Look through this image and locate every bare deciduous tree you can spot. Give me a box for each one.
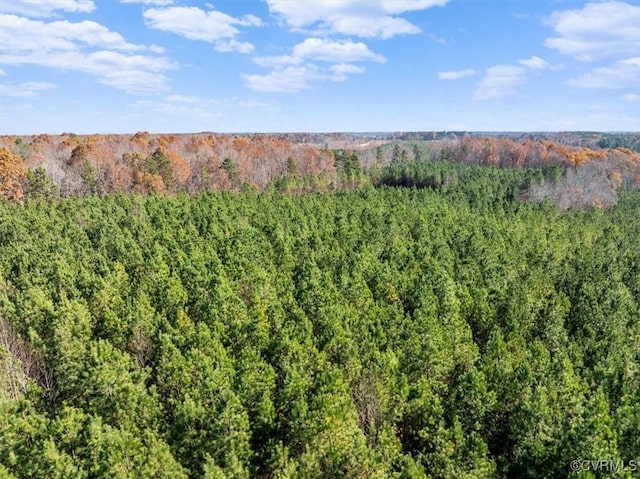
[0,318,53,400]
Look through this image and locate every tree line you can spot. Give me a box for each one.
[1,133,639,208]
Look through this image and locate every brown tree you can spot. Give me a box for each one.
[0,148,27,201]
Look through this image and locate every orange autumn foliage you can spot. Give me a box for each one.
[1,132,638,198]
[0,148,27,201]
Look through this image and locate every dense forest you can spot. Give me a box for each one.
[1,133,639,477]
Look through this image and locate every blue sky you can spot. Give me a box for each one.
[0,0,639,134]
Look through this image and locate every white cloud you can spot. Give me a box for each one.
[87,51,174,92]
[0,14,175,93]
[0,69,6,76]
[250,38,383,90]
[215,40,255,54]
[166,94,202,103]
[248,1,446,93]
[438,68,475,80]
[240,14,263,27]
[330,15,421,39]
[144,7,238,41]
[330,63,366,81]
[472,55,557,100]
[547,2,640,96]
[568,57,640,89]
[378,1,449,14]
[255,38,385,66]
[622,93,640,102]
[266,0,448,39]
[330,63,366,75]
[1,81,57,97]
[253,55,301,68]
[293,38,385,63]
[0,0,95,17]
[545,1,640,61]
[474,65,526,100]
[243,65,326,92]
[1,14,154,53]
[2,50,174,93]
[518,56,554,70]
[244,60,370,92]
[143,6,261,54]
[121,0,173,5]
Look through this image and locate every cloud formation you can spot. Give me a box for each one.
[293,38,385,63]
[474,55,556,100]
[143,6,262,54]
[474,65,526,101]
[0,81,57,97]
[243,65,325,92]
[546,1,640,99]
[330,63,366,81]
[255,38,386,67]
[0,13,174,93]
[1,14,149,52]
[266,0,448,39]
[121,0,173,5]
[248,37,384,91]
[568,57,640,89]
[545,1,640,62]
[247,1,447,93]
[438,69,475,80]
[0,0,95,17]
[518,56,554,71]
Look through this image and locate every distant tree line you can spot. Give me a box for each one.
[1,133,639,210]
